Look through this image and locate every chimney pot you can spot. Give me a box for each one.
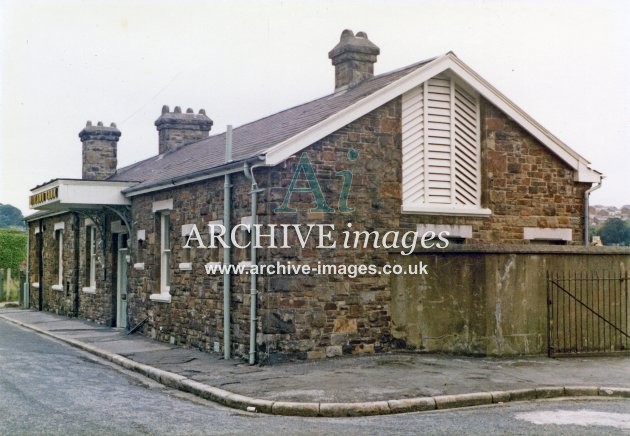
[328,29,380,90]
[174,106,182,113]
[162,105,170,114]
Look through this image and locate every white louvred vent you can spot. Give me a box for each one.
[453,83,480,205]
[401,84,424,205]
[401,73,483,214]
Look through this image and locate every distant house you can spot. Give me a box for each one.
[26,30,605,361]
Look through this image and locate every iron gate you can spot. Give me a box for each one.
[547,271,629,356]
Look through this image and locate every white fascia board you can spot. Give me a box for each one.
[30,179,133,210]
[446,54,593,172]
[263,53,600,181]
[264,55,454,166]
[575,161,603,183]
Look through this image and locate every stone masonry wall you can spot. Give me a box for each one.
[126,175,254,357]
[27,214,78,316]
[255,99,403,361]
[252,96,591,360]
[76,214,118,325]
[391,247,630,355]
[120,94,590,361]
[27,212,119,325]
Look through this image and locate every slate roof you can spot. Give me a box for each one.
[111,58,435,193]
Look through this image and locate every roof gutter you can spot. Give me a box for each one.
[24,209,71,223]
[122,155,266,197]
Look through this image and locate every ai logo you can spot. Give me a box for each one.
[274,149,359,213]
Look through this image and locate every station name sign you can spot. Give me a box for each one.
[29,187,59,207]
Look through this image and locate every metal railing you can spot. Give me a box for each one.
[547,271,629,356]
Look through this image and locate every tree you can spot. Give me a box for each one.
[599,218,630,246]
[0,204,25,229]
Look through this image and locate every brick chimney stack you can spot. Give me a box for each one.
[79,121,121,181]
[328,29,380,91]
[155,105,213,154]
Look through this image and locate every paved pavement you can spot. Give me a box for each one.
[1,308,629,417]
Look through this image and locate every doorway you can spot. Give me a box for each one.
[115,233,128,329]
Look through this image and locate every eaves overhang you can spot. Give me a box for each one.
[121,156,263,197]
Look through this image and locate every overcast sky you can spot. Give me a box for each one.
[1,0,628,216]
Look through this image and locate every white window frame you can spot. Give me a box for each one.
[82,224,96,293]
[150,199,173,303]
[401,73,491,217]
[160,212,171,293]
[52,225,64,291]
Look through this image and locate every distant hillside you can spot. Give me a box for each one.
[0,204,25,230]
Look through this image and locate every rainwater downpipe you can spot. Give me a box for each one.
[25,224,29,308]
[223,126,233,360]
[38,219,43,311]
[243,161,265,365]
[584,179,602,245]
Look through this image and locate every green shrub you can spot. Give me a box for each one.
[0,229,27,271]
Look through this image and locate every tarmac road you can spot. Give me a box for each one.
[1,318,629,435]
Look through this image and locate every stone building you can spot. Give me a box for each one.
[26,30,609,362]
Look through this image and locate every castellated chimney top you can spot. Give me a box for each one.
[328,29,380,90]
[79,121,121,142]
[79,121,121,181]
[155,105,213,154]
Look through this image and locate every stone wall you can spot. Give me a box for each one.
[27,91,597,361]
[254,98,402,361]
[120,94,596,362]
[390,245,630,355]
[478,98,589,243]
[250,95,592,360]
[126,175,255,357]
[27,212,119,325]
[27,213,78,316]
[77,214,118,325]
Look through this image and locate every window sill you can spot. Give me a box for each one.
[150,293,172,303]
[402,204,492,217]
[238,261,254,272]
[31,282,40,289]
[51,284,63,291]
[82,286,96,294]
